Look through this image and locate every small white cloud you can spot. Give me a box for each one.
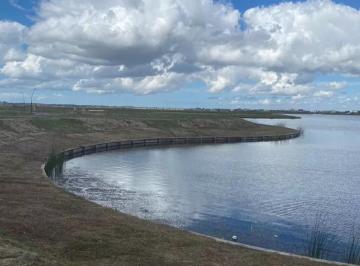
[292,94,305,100]
[328,81,347,90]
[314,90,334,97]
[259,98,271,105]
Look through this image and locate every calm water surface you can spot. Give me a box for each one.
[59,115,360,259]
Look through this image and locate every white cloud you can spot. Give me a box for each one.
[0,0,360,103]
[314,90,334,97]
[29,0,240,67]
[259,98,271,105]
[327,81,347,90]
[73,72,185,94]
[0,21,27,64]
[242,0,360,74]
[292,94,306,100]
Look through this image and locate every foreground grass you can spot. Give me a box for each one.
[0,105,336,266]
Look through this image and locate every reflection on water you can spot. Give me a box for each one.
[59,114,360,261]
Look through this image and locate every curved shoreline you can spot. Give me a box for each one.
[56,130,302,162]
[42,128,356,265]
[2,107,342,266]
[42,129,356,266]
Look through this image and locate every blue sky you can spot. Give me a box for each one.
[0,0,37,25]
[0,0,360,110]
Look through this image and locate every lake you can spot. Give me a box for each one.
[57,114,360,261]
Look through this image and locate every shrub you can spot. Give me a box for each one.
[44,149,64,177]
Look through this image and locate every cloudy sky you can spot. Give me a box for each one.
[0,0,360,110]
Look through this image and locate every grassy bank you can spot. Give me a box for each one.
[0,105,335,266]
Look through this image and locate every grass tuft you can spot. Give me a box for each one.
[345,227,360,265]
[44,150,64,177]
[306,213,333,259]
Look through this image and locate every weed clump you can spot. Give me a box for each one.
[345,228,360,265]
[44,150,64,177]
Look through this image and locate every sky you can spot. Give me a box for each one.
[0,0,360,110]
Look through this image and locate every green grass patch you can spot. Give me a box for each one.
[105,108,298,120]
[31,118,88,133]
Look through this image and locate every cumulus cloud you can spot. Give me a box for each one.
[28,0,240,67]
[0,0,360,102]
[0,21,27,64]
[73,72,185,94]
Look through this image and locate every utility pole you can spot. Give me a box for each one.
[30,88,37,114]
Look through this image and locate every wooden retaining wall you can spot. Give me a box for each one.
[60,130,302,161]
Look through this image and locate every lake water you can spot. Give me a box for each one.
[58,114,360,261]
